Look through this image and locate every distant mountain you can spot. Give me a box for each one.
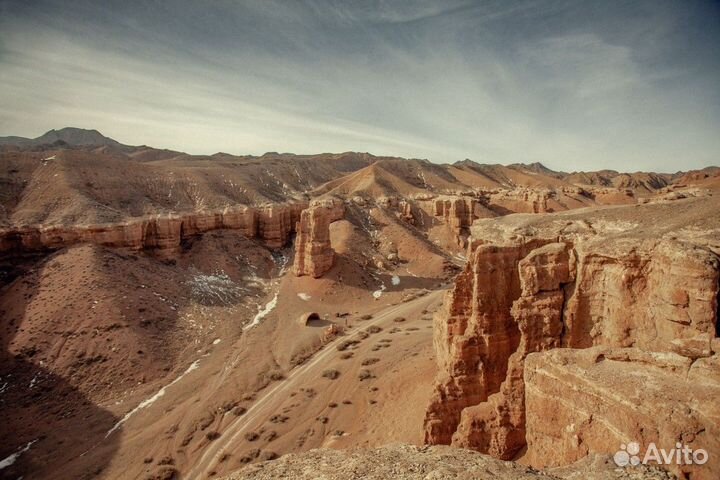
[0,127,126,148]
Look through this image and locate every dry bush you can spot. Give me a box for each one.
[337,339,360,351]
[322,369,341,380]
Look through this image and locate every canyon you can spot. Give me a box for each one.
[424,198,720,480]
[0,133,718,480]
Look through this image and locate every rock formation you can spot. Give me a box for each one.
[524,346,720,477]
[433,196,491,247]
[0,202,308,256]
[292,198,344,278]
[425,208,720,480]
[223,444,675,480]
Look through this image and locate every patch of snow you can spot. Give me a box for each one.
[212,339,221,345]
[29,373,40,389]
[297,293,311,301]
[373,283,387,299]
[391,275,401,286]
[187,270,243,305]
[244,293,279,330]
[0,439,37,470]
[106,360,201,437]
[43,155,56,161]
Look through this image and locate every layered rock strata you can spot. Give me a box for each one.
[293,198,345,278]
[0,202,308,256]
[425,209,720,480]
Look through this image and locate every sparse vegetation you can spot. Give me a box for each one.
[337,339,360,351]
[360,314,373,320]
[358,369,373,381]
[393,316,406,323]
[362,357,380,366]
[244,432,259,441]
[366,325,382,334]
[339,352,354,359]
[322,369,341,380]
[269,414,289,423]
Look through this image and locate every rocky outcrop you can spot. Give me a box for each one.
[256,203,306,249]
[292,198,344,278]
[223,444,676,480]
[524,346,720,480]
[432,197,492,247]
[0,202,308,256]
[425,213,720,480]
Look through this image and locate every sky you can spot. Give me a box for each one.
[0,0,719,172]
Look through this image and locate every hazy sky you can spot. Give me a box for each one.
[1,0,719,171]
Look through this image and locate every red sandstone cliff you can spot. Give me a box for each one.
[292,198,344,278]
[425,201,720,480]
[0,202,308,256]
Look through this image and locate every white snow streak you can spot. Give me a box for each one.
[106,360,201,437]
[0,440,37,470]
[244,293,279,330]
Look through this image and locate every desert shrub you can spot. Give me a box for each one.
[322,369,341,380]
[366,325,382,334]
[358,369,373,381]
[393,316,406,323]
[361,358,380,366]
[337,339,360,351]
[244,432,259,441]
[269,414,289,423]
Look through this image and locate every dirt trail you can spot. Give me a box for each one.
[189,289,444,479]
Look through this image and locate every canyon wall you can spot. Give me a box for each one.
[432,197,494,247]
[0,202,308,256]
[293,198,345,278]
[425,220,720,480]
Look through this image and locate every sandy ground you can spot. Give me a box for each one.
[188,289,444,478]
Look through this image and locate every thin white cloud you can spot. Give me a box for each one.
[0,0,718,171]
